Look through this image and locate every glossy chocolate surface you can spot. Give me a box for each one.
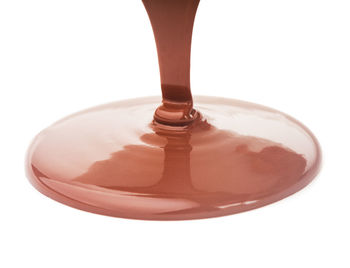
[27,97,321,220]
[26,0,321,220]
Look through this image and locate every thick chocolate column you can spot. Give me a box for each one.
[143,0,200,125]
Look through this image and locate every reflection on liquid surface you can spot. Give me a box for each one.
[27,97,321,220]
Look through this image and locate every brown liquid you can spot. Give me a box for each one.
[143,0,199,125]
[26,0,321,220]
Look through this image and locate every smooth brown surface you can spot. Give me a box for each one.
[26,0,321,220]
[143,0,200,125]
[26,97,321,220]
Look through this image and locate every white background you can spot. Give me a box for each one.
[0,0,349,267]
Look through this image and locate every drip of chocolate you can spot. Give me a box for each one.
[143,0,200,126]
[25,0,321,220]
